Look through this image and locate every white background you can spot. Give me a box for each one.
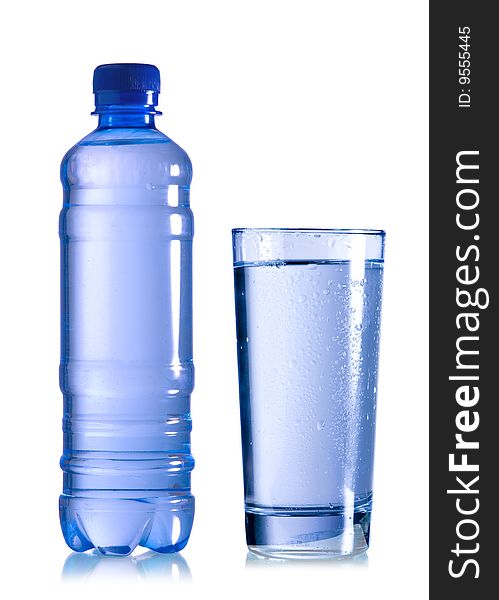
[0,1,428,598]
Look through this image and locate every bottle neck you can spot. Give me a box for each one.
[93,92,160,129]
[97,111,157,129]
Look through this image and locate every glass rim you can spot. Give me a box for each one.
[232,227,385,236]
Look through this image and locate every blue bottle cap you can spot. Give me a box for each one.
[93,63,160,93]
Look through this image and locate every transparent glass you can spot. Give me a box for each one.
[232,228,385,558]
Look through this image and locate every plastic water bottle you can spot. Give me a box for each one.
[59,64,194,556]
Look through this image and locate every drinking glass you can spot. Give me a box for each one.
[232,228,385,558]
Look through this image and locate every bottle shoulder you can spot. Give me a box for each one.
[61,127,192,189]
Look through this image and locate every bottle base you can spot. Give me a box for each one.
[60,494,194,556]
[245,504,371,559]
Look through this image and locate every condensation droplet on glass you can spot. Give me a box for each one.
[317,420,326,431]
[355,324,363,331]
[298,294,307,304]
[307,263,318,270]
[323,288,330,295]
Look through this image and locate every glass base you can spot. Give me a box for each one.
[245,505,371,559]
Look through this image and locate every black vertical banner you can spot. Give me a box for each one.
[430,2,497,597]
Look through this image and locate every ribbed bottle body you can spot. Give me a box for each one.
[59,129,194,555]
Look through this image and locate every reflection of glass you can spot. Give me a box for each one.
[246,549,369,569]
[61,550,191,582]
[233,229,385,559]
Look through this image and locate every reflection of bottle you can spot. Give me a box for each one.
[59,64,194,556]
[62,550,192,582]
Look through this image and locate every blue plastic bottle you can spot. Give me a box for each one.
[59,64,194,556]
